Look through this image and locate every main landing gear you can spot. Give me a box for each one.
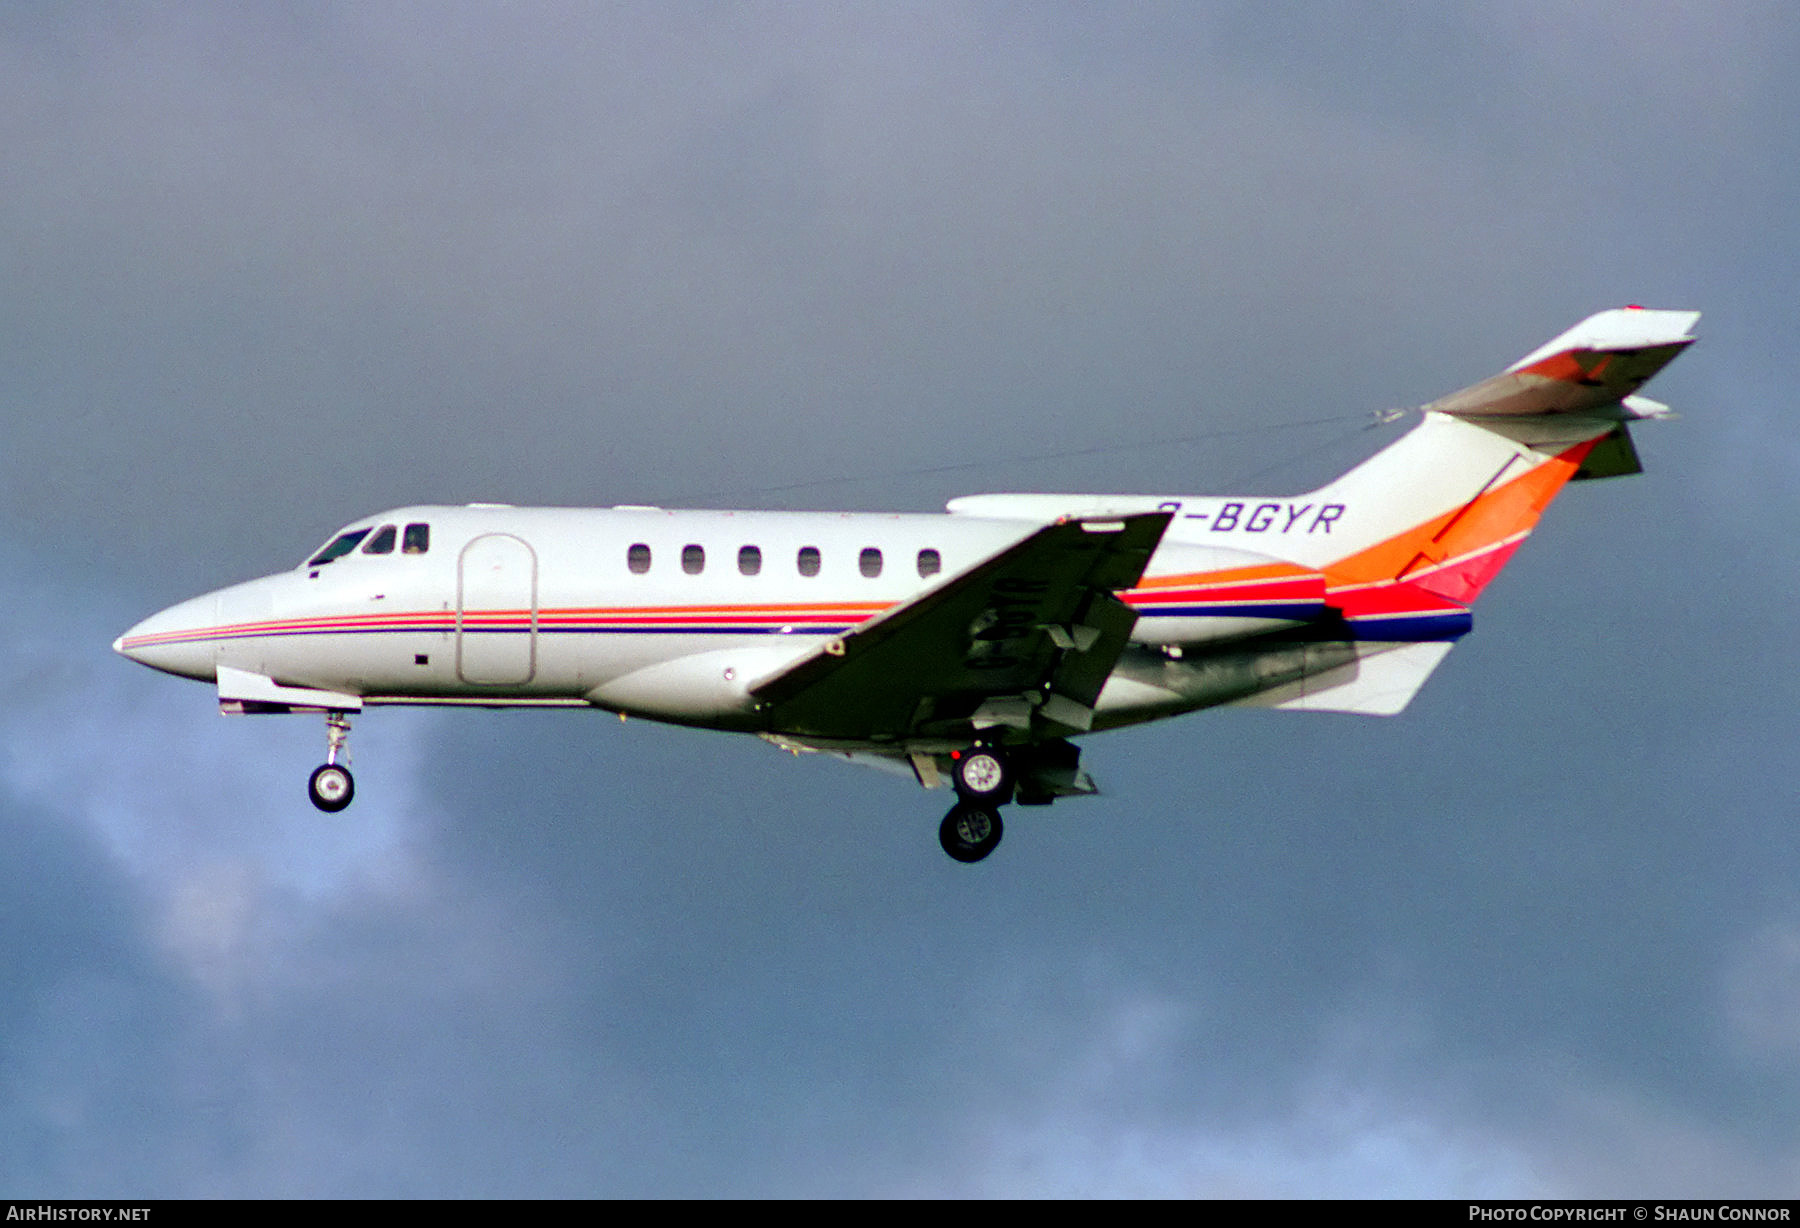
[939,802,1003,863]
[939,744,1015,863]
[307,711,355,813]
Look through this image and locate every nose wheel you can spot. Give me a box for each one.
[308,763,354,812]
[308,711,356,812]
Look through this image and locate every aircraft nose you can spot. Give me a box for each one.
[113,592,221,682]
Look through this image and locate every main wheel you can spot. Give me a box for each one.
[308,763,355,812]
[939,803,1004,863]
[953,747,1012,804]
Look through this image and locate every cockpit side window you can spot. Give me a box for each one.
[403,523,431,554]
[307,528,372,567]
[362,525,397,555]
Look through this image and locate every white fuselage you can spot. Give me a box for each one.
[115,501,1330,735]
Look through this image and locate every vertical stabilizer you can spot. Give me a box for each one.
[1302,307,1696,603]
[1230,307,1696,714]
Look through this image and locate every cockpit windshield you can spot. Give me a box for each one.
[306,528,372,567]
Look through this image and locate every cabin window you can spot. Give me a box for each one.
[859,547,883,578]
[403,523,431,554]
[361,525,397,555]
[682,544,705,575]
[917,548,942,578]
[627,543,652,574]
[797,546,821,577]
[307,529,371,567]
[738,545,762,575]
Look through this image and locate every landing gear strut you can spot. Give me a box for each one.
[307,711,355,812]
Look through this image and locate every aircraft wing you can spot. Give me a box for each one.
[750,512,1173,742]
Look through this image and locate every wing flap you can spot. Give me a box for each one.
[750,512,1172,741]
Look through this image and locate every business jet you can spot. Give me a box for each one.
[115,307,1696,862]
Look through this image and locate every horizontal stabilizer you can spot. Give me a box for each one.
[1426,307,1697,420]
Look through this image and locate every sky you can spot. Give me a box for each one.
[2,0,1798,1197]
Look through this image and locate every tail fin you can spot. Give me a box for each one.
[1234,307,1697,714]
[1303,307,1696,600]
[948,308,1698,714]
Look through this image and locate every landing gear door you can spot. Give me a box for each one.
[457,533,538,685]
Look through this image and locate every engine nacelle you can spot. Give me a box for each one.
[1123,540,1327,646]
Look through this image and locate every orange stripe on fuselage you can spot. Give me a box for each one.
[1322,437,1599,598]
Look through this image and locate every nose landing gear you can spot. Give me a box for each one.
[307,711,355,812]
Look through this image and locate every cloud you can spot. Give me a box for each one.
[10,540,1800,1194]
[6,0,1800,1197]
[1723,920,1800,1070]
[4,1,1763,583]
